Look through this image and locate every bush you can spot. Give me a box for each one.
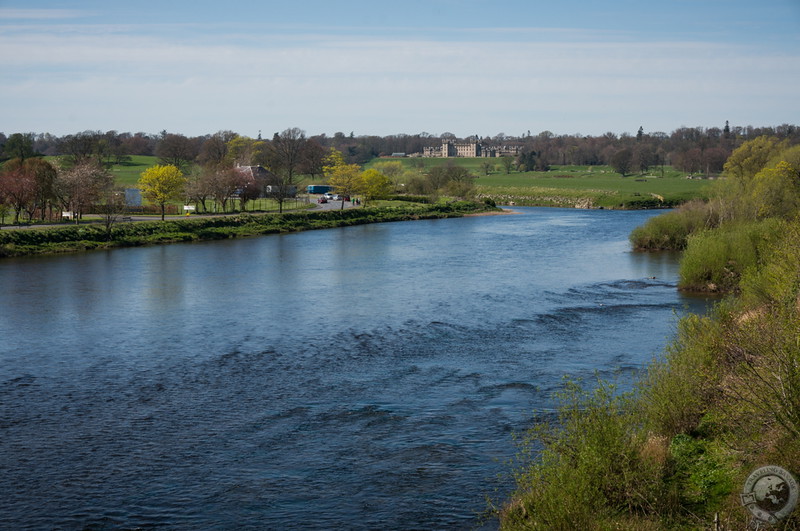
[503,380,672,529]
[638,311,724,437]
[629,199,718,251]
[678,218,784,292]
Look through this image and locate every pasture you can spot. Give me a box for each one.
[370,157,713,208]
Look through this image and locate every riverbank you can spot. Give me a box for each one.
[501,218,800,529]
[0,201,499,258]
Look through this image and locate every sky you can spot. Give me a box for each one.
[1,0,799,139]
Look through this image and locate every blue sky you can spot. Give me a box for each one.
[2,0,799,138]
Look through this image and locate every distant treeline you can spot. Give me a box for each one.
[2,123,799,174]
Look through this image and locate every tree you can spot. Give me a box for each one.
[268,127,310,213]
[55,161,114,222]
[360,169,392,204]
[206,167,241,213]
[327,163,362,210]
[156,133,198,172]
[198,130,237,167]
[26,157,58,220]
[96,185,128,239]
[500,156,514,174]
[750,160,800,219]
[234,166,269,212]
[610,148,633,176]
[59,131,103,167]
[226,136,268,167]
[723,136,786,182]
[3,133,36,160]
[185,169,214,213]
[425,162,475,198]
[299,139,328,179]
[138,164,187,220]
[0,161,35,223]
[322,147,347,175]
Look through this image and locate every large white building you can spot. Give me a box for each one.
[422,140,519,158]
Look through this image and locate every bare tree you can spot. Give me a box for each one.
[185,169,214,213]
[0,161,36,223]
[267,127,308,213]
[55,161,113,222]
[156,133,198,172]
[96,186,128,239]
[206,167,240,213]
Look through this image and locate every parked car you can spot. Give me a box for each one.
[317,197,328,203]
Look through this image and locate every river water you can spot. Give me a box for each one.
[0,207,706,529]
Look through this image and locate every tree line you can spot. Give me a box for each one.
[0,127,405,225]
[3,122,799,174]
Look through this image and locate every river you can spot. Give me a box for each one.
[0,207,706,529]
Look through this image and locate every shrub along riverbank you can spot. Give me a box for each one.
[500,137,800,529]
[0,201,498,258]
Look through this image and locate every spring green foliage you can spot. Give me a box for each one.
[678,218,785,292]
[504,380,673,530]
[503,222,800,528]
[359,169,392,203]
[630,136,800,254]
[629,199,720,251]
[138,164,187,220]
[503,139,800,529]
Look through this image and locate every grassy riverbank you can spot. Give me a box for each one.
[0,201,497,258]
[500,138,800,529]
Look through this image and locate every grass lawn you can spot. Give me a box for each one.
[110,155,160,187]
[369,158,712,208]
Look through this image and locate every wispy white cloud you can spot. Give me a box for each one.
[0,8,89,20]
[1,22,798,136]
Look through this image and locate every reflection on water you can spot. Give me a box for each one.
[0,207,706,529]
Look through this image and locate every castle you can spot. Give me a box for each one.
[422,139,519,158]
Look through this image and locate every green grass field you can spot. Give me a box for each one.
[368,157,712,208]
[110,155,159,187]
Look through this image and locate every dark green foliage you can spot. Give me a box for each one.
[385,194,430,203]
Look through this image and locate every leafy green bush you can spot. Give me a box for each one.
[667,435,735,512]
[629,199,718,251]
[638,311,724,437]
[503,380,672,529]
[678,218,784,292]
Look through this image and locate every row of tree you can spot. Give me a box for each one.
[0,157,120,226]
[1,126,483,225]
[3,123,799,175]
